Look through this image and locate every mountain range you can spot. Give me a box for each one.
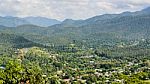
[0,7,150,47]
[0,16,61,27]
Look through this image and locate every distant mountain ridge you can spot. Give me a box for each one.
[23,17,61,27]
[0,16,29,27]
[60,6,150,27]
[0,16,61,27]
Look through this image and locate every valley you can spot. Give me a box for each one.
[0,7,150,84]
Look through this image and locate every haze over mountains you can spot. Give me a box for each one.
[0,7,150,46]
[0,16,61,27]
[0,7,150,27]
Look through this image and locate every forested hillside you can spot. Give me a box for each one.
[0,33,40,48]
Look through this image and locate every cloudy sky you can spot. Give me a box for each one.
[0,0,149,20]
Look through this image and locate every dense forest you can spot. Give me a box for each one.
[0,7,150,84]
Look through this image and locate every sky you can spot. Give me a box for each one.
[0,0,149,20]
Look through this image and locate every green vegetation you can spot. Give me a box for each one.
[0,41,150,84]
[0,7,150,84]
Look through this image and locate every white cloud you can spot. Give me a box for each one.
[0,0,149,20]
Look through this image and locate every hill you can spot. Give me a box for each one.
[0,33,38,48]
[45,7,150,43]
